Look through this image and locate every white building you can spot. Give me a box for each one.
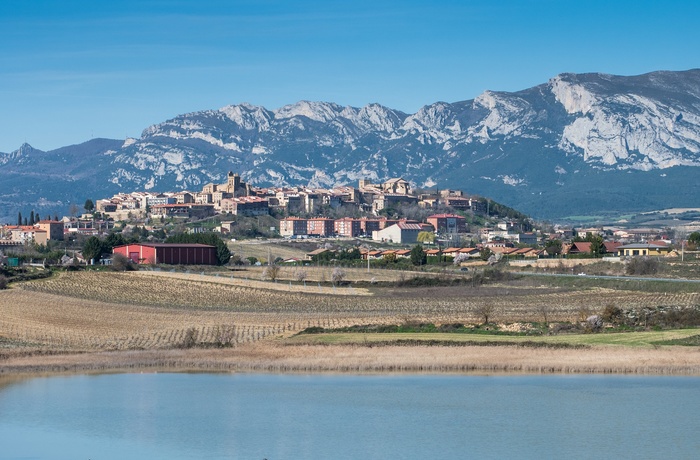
[372,222,422,244]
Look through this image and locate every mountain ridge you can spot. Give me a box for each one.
[2,69,700,222]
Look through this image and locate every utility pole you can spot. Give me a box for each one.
[362,244,370,273]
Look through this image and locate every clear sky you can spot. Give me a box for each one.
[1,0,698,153]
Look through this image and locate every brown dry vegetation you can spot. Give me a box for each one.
[3,343,700,376]
[1,270,700,376]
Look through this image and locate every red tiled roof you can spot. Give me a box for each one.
[112,243,215,249]
[568,242,592,253]
[603,242,622,252]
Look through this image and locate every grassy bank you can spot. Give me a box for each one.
[287,328,700,348]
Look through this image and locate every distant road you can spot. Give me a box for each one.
[515,272,700,284]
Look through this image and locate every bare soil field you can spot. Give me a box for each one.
[232,240,313,262]
[228,264,422,283]
[1,270,699,376]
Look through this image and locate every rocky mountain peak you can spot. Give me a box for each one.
[549,75,597,115]
[273,100,344,122]
[3,69,700,221]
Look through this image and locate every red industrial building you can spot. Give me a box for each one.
[113,243,217,265]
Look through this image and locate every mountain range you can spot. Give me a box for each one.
[2,69,700,223]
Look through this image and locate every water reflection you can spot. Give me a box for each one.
[0,373,698,459]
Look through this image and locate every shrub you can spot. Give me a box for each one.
[410,244,426,266]
[482,267,510,282]
[298,326,325,334]
[331,267,346,286]
[586,315,603,332]
[111,253,134,272]
[180,327,198,349]
[438,323,466,332]
[625,256,661,275]
[602,304,624,324]
[214,325,235,347]
[0,275,7,290]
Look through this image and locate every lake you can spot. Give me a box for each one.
[0,373,698,459]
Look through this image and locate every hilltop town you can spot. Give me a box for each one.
[3,175,700,383]
[1,171,699,268]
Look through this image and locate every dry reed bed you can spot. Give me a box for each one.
[2,343,700,376]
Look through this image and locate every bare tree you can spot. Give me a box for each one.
[214,325,236,347]
[474,304,495,325]
[331,267,346,286]
[262,264,282,281]
[453,252,470,266]
[538,304,550,326]
[294,269,308,282]
[180,327,198,349]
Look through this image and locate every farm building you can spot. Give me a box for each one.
[113,243,218,265]
[372,222,422,244]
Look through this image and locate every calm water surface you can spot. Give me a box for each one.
[0,373,698,459]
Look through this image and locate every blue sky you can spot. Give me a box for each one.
[1,0,698,152]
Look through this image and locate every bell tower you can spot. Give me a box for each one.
[227,171,241,193]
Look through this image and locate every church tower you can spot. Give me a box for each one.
[227,171,241,193]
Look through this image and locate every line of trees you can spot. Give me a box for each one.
[16,211,57,226]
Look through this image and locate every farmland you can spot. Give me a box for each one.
[1,269,700,375]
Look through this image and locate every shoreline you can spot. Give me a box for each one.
[2,342,700,379]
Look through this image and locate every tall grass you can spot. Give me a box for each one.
[2,343,699,376]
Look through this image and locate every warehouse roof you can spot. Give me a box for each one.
[112,243,215,249]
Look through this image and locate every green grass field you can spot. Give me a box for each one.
[286,328,700,348]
